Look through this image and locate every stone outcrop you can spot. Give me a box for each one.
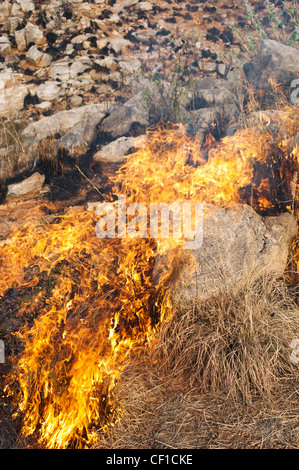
[154,204,298,303]
[244,39,299,91]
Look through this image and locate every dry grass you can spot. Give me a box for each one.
[155,275,299,403]
[96,274,299,449]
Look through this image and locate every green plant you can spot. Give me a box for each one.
[229,0,299,57]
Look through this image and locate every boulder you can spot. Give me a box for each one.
[93,135,144,163]
[49,61,71,81]
[21,103,111,159]
[189,78,236,109]
[36,81,60,101]
[244,39,299,92]
[15,23,43,51]
[24,22,43,45]
[6,172,45,200]
[154,204,297,303]
[99,91,148,140]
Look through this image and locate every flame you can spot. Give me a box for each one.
[1,110,298,448]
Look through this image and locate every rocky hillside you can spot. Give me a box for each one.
[0,0,298,204]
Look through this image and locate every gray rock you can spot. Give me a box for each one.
[139,2,153,11]
[217,63,226,77]
[69,61,91,79]
[191,78,237,108]
[21,103,111,159]
[93,135,144,163]
[39,53,53,68]
[99,91,148,140]
[201,62,217,73]
[59,132,88,157]
[112,0,139,11]
[26,46,44,67]
[49,62,70,81]
[24,22,43,45]
[18,0,35,13]
[0,72,29,118]
[109,37,131,54]
[0,36,11,55]
[0,2,11,22]
[15,23,43,51]
[244,39,299,92]
[6,172,45,200]
[6,17,22,34]
[154,204,297,303]
[36,81,60,101]
[15,29,27,52]
[69,95,83,107]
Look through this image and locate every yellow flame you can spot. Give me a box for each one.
[0,112,298,448]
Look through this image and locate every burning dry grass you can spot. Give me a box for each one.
[0,107,299,449]
[96,275,299,449]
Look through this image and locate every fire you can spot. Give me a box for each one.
[1,109,298,448]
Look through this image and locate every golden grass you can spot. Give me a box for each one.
[96,274,299,449]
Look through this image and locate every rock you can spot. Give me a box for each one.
[112,0,139,11]
[39,53,53,68]
[6,17,22,34]
[0,2,11,22]
[154,204,297,303]
[35,101,52,111]
[18,0,35,13]
[244,39,299,92]
[118,59,141,75]
[69,95,83,107]
[0,73,29,118]
[190,78,236,109]
[24,22,44,45]
[69,61,91,79]
[99,91,148,140]
[108,14,120,23]
[49,61,70,81]
[0,36,11,55]
[15,29,27,52]
[217,63,226,76]
[36,81,60,101]
[201,62,217,73]
[109,37,131,54]
[59,132,87,156]
[93,135,144,163]
[6,172,45,200]
[94,56,116,70]
[26,46,52,67]
[26,46,44,66]
[21,103,111,160]
[139,2,153,11]
[11,2,22,17]
[15,23,43,51]
[226,109,297,138]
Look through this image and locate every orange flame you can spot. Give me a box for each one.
[1,112,298,448]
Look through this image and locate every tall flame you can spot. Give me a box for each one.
[1,113,298,448]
